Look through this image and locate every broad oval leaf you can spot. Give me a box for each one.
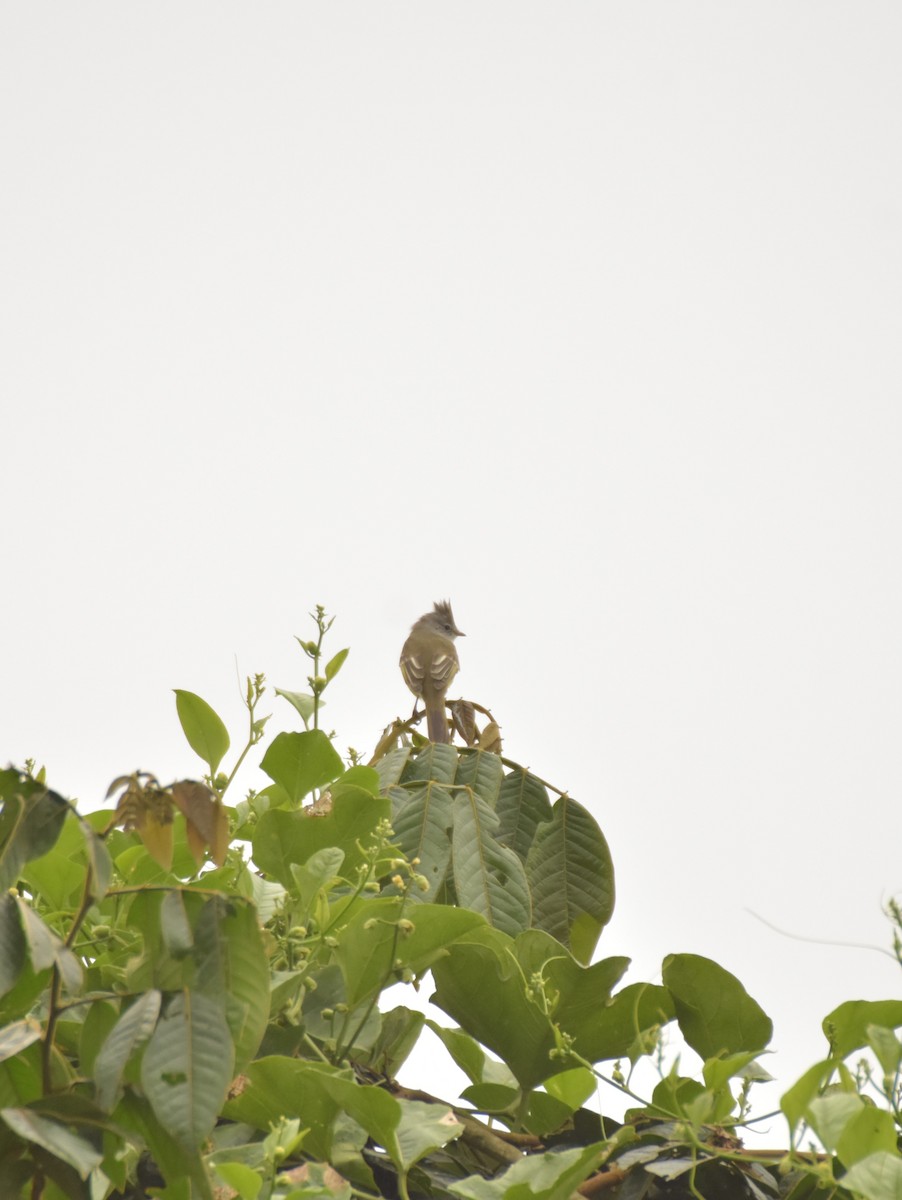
[260,730,344,804]
[662,952,772,1059]
[174,690,230,775]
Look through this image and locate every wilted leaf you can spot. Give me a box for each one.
[171,780,230,866]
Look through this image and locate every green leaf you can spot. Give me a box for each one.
[780,1058,838,1130]
[80,818,112,901]
[78,1001,118,1077]
[193,897,269,1073]
[0,1019,42,1063]
[526,796,614,964]
[0,1105,103,1178]
[450,1141,609,1200]
[140,989,235,1150]
[214,1161,263,1200]
[325,647,350,682]
[275,688,317,723]
[0,892,26,998]
[395,1098,464,1171]
[495,766,553,863]
[543,1067,596,1112]
[331,765,381,796]
[391,783,454,901]
[94,990,162,1110]
[837,1104,898,1167]
[160,890,194,957]
[174,689,230,775]
[252,788,390,888]
[290,847,346,912]
[452,791,532,936]
[838,1151,902,1200]
[335,898,485,1008]
[373,747,412,789]
[115,1091,215,1199]
[15,899,83,993]
[824,1000,902,1059]
[806,1093,865,1153]
[224,1058,351,1161]
[0,772,69,891]
[364,1006,426,1077]
[455,750,504,809]
[868,1025,902,1079]
[662,953,772,1058]
[260,730,344,803]
[431,926,560,1089]
[402,743,459,787]
[425,1021,488,1085]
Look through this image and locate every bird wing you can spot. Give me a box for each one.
[399,652,426,696]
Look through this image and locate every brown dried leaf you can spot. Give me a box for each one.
[172,781,230,867]
[138,813,174,870]
[477,721,503,754]
[451,700,478,746]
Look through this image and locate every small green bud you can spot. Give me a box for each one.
[397,919,415,936]
[324,935,339,948]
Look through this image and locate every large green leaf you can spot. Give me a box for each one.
[193,897,269,1072]
[0,771,69,891]
[174,689,230,775]
[315,1076,462,1173]
[0,893,26,998]
[823,999,902,1059]
[252,788,390,888]
[391,783,454,901]
[0,1106,103,1179]
[837,1151,902,1200]
[495,767,553,864]
[94,989,162,1110]
[334,898,485,1008]
[662,953,772,1058]
[223,1058,353,1161]
[260,730,344,804]
[452,792,531,936]
[454,750,504,809]
[140,989,235,1150]
[526,796,614,964]
[431,926,560,1089]
[401,743,459,786]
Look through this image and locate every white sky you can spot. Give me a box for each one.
[3,3,901,1142]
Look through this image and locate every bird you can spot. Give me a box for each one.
[399,600,465,743]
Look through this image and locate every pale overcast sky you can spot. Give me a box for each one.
[3,3,901,1137]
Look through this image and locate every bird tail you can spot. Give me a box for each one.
[426,700,450,743]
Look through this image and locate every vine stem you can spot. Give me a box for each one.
[42,866,95,1095]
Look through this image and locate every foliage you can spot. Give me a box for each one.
[2,605,902,1199]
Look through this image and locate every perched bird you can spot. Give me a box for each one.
[399,601,465,743]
